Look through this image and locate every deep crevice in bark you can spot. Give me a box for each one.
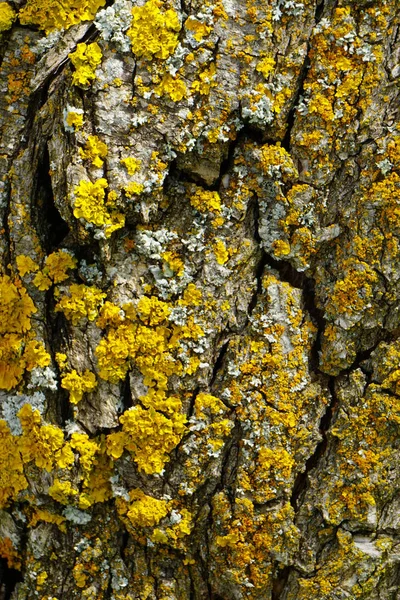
[122,371,133,411]
[45,294,71,426]
[210,340,230,387]
[271,565,291,600]
[33,144,70,252]
[290,375,338,513]
[0,560,22,600]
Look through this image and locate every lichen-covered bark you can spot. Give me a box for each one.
[0,0,399,598]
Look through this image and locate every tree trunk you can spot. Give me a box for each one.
[0,0,399,598]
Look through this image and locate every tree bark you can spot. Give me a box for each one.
[0,0,400,598]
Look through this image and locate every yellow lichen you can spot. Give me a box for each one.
[185,16,211,41]
[69,43,103,87]
[119,405,187,474]
[16,255,39,277]
[0,276,36,334]
[33,250,77,291]
[0,421,28,508]
[79,135,108,168]
[0,3,15,33]
[65,110,84,131]
[120,157,141,175]
[256,56,276,78]
[48,479,78,504]
[121,489,169,528]
[18,405,74,472]
[137,295,171,325]
[73,178,125,236]
[123,181,144,197]
[61,370,97,404]
[127,0,180,60]
[19,0,106,33]
[190,188,222,213]
[55,284,106,325]
[155,74,187,102]
[213,239,229,265]
[191,63,217,95]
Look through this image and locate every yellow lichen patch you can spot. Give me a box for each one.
[55,284,106,325]
[120,157,141,175]
[16,255,39,277]
[79,440,113,506]
[95,300,178,385]
[0,276,51,390]
[73,178,125,236]
[18,0,106,33]
[0,538,21,573]
[61,370,97,404]
[96,301,125,329]
[161,251,185,276]
[119,405,187,474]
[65,110,84,131]
[211,494,299,594]
[48,479,78,504]
[184,16,211,41]
[69,42,102,87]
[256,56,275,78]
[119,489,169,529]
[155,74,187,102]
[0,276,36,334]
[28,508,66,532]
[127,0,181,60]
[123,181,144,197]
[0,421,28,508]
[151,505,193,550]
[33,250,77,291]
[0,335,25,391]
[190,187,222,214]
[137,295,171,325]
[259,143,298,181]
[252,447,295,501]
[213,239,229,265]
[272,239,291,257]
[325,259,378,322]
[0,337,49,390]
[73,178,108,226]
[194,393,227,418]
[180,283,202,306]
[79,135,108,168]
[18,405,75,472]
[191,63,217,95]
[0,2,15,32]
[70,433,99,475]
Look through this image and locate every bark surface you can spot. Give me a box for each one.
[0,0,400,598]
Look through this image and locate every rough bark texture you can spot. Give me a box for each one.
[0,0,399,598]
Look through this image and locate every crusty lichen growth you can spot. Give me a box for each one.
[69,43,103,88]
[1,0,400,597]
[0,2,15,32]
[127,0,181,60]
[18,0,106,33]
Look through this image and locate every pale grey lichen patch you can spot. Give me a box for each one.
[63,506,92,525]
[1,391,46,435]
[95,0,133,53]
